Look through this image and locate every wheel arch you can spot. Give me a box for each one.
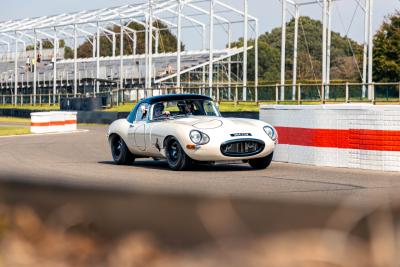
[108,133,130,151]
[163,135,176,149]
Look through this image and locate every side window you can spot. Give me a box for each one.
[135,103,149,122]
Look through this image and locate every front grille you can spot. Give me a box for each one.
[220,139,265,157]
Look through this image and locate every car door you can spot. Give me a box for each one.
[128,103,149,152]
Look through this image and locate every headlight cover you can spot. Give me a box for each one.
[263,126,277,141]
[190,130,210,145]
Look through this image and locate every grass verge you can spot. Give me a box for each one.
[0,104,60,110]
[0,117,30,124]
[0,126,30,136]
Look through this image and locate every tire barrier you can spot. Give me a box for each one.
[31,111,77,134]
[260,104,400,172]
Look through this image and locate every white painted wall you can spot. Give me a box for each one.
[260,104,400,172]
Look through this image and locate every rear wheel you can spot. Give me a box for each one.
[249,153,273,170]
[111,135,135,165]
[165,137,192,171]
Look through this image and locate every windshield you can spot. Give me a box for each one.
[151,99,221,121]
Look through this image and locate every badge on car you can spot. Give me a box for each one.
[230,133,252,137]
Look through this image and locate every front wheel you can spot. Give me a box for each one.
[111,135,135,165]
[249,153,273,170]
[165,137,192,171]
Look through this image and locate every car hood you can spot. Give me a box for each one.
[169,116,262,130]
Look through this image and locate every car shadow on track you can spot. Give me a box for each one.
[98,160,255,172]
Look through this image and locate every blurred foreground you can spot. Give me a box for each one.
[0,178,399,267]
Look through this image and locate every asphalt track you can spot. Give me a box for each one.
[1,125,399,207]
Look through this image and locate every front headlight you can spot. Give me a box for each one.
[190,130,210,145]
[263,126,277,141]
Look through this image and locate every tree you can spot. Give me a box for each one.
[373,10,400,82]
[77,20,183,58]
[230,38,280,82]
[230,16,363,83]
[26,39,66,51]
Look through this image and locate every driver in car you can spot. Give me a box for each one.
[153,102,165,119]
[153,103,170,119]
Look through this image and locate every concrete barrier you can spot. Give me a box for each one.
[260,104,400,172]
[31,111,77,134]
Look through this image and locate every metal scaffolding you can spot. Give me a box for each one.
[279,0,375,101]
[0,0,258,105]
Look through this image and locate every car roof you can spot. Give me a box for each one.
[141,94,213,105]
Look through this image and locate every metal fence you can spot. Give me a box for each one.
[0,82,399,107]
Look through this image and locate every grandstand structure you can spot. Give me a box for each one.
[0,0,258,105]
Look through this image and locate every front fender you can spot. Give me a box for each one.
[107,119,130,145]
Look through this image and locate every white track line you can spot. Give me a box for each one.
[0,129,89,139]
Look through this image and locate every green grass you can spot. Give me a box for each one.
[218,102,272,112]
[0,117,30,124]
[104,104,136,112]
[0,127,30,136]
[0,104,60,110]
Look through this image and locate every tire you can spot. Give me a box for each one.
[110,135,135,165]
[249,153,273,170]
[165,137,192,171]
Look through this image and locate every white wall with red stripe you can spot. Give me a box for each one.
[31,112,77,134]
[260,105,400,172]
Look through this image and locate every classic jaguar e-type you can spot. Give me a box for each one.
[107,94,277,170]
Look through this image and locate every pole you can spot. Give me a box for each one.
[202,25,206,95]
[243,0,248,101]
[120,20,124,92]
[255,19,259,103]
[322,0,327,102]
[209,0,215,97]
[14,33,18,106]
[148,0,153,96]
[155,30,159,54]
[362,0,369,98]
[177,0,182,88]
[326,0,332,99]
[145,14,149,93]
[92,38,96,58]
[112,33,116,57]
[133,32,137,55]
[96,22,100,94]
[53,31,58,104]
[228,23,232,100]
[74,24,78,97]
[280,0,287,101]
[33,30,37,105]
[292,5,299,101]
[367,0,374,99]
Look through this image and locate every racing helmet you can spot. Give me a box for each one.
[153,102,165,117]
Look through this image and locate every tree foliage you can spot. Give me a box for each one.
[26,39,65,51]
[373,10,400,82]
[76,20,182,58]
[232,16,363,83]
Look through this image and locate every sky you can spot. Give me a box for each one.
[0,0,399,49]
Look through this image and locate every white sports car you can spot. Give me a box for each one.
[107,94,277,170]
